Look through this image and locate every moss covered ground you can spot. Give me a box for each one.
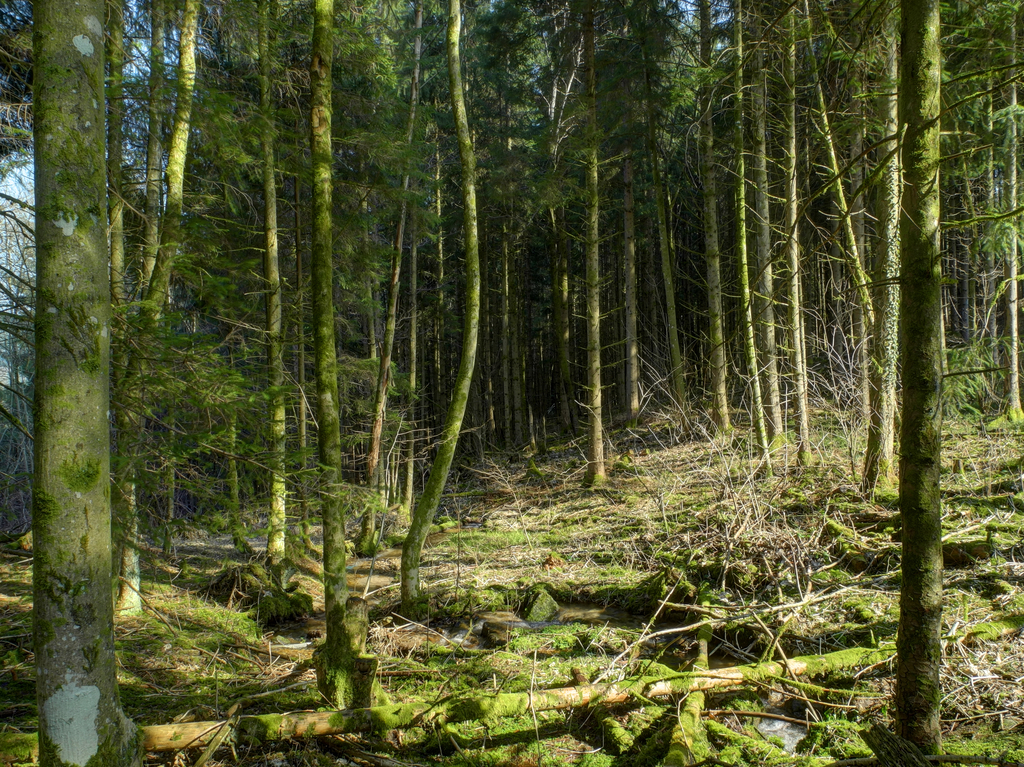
[1,413,1023,765]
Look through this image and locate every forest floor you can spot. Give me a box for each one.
[3,411,1024,766]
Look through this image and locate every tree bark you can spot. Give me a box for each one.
[310,0,359,708]
[623,154,640,423]
[750,14,783,441]
[699,0,730,434]
[734,0,770,463]
[144,0,200,316]
[863,20,900,491]
[643,62,686,408]
[366,0,424,502]
[260,0,286,564]
[107,0,142,615]
[551,206,577,435]
[400,0,481,616]
[402,206,419,521]
[1005,22,1022,420]
[583,0,606,485]
[141,0,164,288]
[32,1,140,763]
[782,4,809,464]
[896,0,944,750]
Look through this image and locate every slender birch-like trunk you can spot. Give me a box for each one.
[783,5,810,464]
[108,0,142,615]
[401,0,481,615]
[145,0,200,315]
[751,14,782,441]
[1005,23,1022,420]
[734,0,770,462]
[583,0,606,485]
[142,0,165,288]
[700,0,730,433]
[863,21,900,490]
[643,63,686,408]
[260,0,286,563]
[366,0,424,498]
[623,154,640,423]
[402,208,419,521]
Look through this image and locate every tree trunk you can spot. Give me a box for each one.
[623,155,640,423]
[551,206,577,435]
[311,0,360,709]
[734,0,770,463]
[366,0,424,504]
[805,2,875,340]
[141,0,164,288]
[583,0,606,485]
[895,0,943,750]
[402,206,419,522]
[700,0,730,434]
[501,231,513,445]
[293,177,311,540]
[107,0,142,615]
[863,21,900,491]
[260,0,286,564]
[750,15,783,442]
[643,64,686,408]
[1005,23,1023,420]
[782,4,809,464]
[400,0,481,617]
[144,0,200,316]
[32,2,140,762]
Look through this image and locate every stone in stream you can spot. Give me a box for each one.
[521,584,560,622]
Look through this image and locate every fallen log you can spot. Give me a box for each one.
[142,645,891,752]
[0,646,892,761]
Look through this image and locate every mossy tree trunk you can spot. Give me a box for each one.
[366,0,423,516]
[551,206,578,436]
[782,4,809,464]
[643,60,685,409]
[623,154,640,423]
[107,0,142,615]
[583,0,606,485]
[733,0,770,463]
[895,0,943,751]
[863,20,900,491]
[310,0,360,708]
[293,177,311,541]
[32,1,140,763]
[259,0,286,564]
[400,0,481,617]
[750,13,783,443]
[402,206,419,522]
[699,0,730,434]
[144,0,199,317]
[1004,21,1023,420]
[141,0,164,287]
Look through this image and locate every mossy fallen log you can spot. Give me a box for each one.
[137,645,890,753]
[0,646,894,761]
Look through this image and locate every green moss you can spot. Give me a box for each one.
[964,613,1024,643]
[57,456,102,493]
[797,719,870,759]
[0,732,38,761]
[33,488,62,524]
